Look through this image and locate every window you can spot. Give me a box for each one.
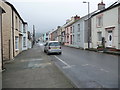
[78,24,80,32]
[23,25,26,33]
[49,42,60,46]
[70,27,72,33]
[73,26,74,33]
[97,32,102,41]
[97,15,103,27]
[77,34,80,42]
[23,37,26,47]
[73,35,74,44]
[15,16,18,30]
[15,36,19,50]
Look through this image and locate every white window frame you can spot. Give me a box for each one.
[23,37,26,47]
[96,15,103,27]
[15,36,19,50]
[97,32,102,41]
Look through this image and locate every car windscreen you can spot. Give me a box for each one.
[49,42,60,46]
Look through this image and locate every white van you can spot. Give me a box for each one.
[44,41,62,55]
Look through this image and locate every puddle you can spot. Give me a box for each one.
[21,59,43,62]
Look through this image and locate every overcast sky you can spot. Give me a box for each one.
[7,0,117,33]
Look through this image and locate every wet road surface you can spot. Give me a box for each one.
[40,42,118,88]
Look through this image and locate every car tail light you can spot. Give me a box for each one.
[60,47,61,49]
[49,47,51,49]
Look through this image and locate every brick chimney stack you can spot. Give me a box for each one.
[74,15,80,20]
[98,0,105,10]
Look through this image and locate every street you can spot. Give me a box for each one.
[39,42,118,88]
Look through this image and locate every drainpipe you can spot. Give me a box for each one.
[12,9,14,57]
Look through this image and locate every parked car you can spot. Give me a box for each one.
[44,41,62,55]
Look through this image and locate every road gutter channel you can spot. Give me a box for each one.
[54,55,78,88]
[53,55,105,88]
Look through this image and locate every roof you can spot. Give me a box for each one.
[5,1,27,23]
[91,1,120,17]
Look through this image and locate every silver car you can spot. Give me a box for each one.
[44,41,62,55]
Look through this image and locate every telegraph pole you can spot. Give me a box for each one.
[32,25,35,48]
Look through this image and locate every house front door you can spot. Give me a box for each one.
[107,31,113,47]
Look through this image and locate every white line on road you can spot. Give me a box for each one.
[54,55,71,68]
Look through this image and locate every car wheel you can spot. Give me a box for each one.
[59,52,62,55]
[47,51,49,55]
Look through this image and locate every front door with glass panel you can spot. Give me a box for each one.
[107,31,113,47]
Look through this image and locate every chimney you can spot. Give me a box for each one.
[57,26,61,29]
[74,15,80,20]
[98,0,105,10]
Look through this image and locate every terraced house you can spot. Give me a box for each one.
[0,6,5,71]
[91,1,120,50]
[0,1,28,62]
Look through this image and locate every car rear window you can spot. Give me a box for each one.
[49,42,60,46]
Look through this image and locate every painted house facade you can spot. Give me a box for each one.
[0,6,5,71]
[64,15,80,46]
[61,25,65,45]
[22,22,28,50]
[1,1,14,61]
[27,31,32,49]
[91,2,120,49]
[71,15,89,49]
[1,1,28,62]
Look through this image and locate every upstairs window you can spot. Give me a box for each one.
[23,25,26,33]
[70,27,72,33]
[96,15,103,27]
[15,16,18,30]
[78,24,80,32]
[73,26,74,33]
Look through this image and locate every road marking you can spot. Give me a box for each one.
[82,64,89,66]
[54,55,71,68]
[100,68,109,72]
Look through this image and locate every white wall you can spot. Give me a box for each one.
[22,24,28,51]
[91,6,119,49]
[0,8,2,71]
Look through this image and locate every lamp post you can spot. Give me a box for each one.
[83,1,90,49]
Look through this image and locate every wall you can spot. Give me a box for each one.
[91,7,119,49]
[1,2,13,61]
[0,7,2,71]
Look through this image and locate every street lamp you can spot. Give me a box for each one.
[83,1,90,49]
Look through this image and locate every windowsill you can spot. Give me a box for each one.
[96,26,102,28]
[15,49,19,51]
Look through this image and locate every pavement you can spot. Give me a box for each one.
[2,44,74,88]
